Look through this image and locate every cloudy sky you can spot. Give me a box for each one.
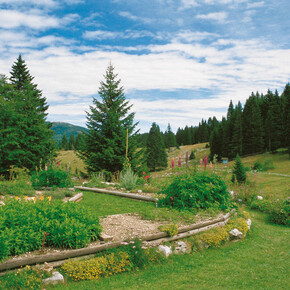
[0,0,289,132]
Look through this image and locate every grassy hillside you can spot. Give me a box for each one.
[50,122,87,143]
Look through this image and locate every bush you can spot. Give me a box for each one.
[158,172,231,211]
[0,199,102,261]
[197,227,229,248]
[189,150,196,160]
[0,179,35,196]
[120,167,138,190]
[253,159,275,172]
[31,168,72,188]
[268,198,290,226]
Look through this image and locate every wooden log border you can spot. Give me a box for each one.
[0,212,231,273]
[74,186,158,203]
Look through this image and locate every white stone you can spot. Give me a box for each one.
[158,245,172,257]
[229,228,243,239]
[257,195,263,200]
[173,241,188,254]
[43,271,64,285]
[138,190,142,193]
[246,219,252,230]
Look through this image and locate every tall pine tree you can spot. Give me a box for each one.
[78,63,145,175]
[0,56,54,175]
[146,122,167,171]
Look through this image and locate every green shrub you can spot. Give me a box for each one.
[189,150,196,160]
[86,172,106,188]
[0,199,102,261]
[253,159,274,172]
[120,167,138,190]
[268,198,290,226]
[31,168,72,188]
[158,172,231,211]
[0,179,35,196]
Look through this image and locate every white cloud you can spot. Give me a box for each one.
[247,1,265,8]
[83,29,154,40]
[196,12,228,23]
[0,0,58,8]
[119,11,153,24]
[173,30,219,42]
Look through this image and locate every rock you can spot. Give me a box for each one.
[68,188,75,191]
[257,195,263,200]
[246,219,252,230]
[138,190,142,193]
[43,271,64,285]
[229,228,243,240]
[158,245,172,257]
[99,233,113,242]
[38,262,53,273]
[173,241,189,254]
[0,201,5,206]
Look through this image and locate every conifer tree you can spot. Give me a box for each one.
[242,93,264,155]
[68,135,75,150]
[233,154,246,184]
[164,123,176,148]
[230,102,243,157]
[0,56,54,175]
[281,83,290,154]
[60,134,68,150]
[146,122,167,171]
[78,63,145,175]
[264,90,283,151]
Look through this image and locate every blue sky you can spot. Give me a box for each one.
[0,0,289,133]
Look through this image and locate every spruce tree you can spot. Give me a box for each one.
[233,154,246,184]
[281,83,290,154]
[146,122,167,171]
[242,93,264,155]
[230,102,243,157]
[68,135,75,150]
[60,134,68,150]
[0,56,54,175]
[164,123,176,148]
[264,90,283,151]
[78,63,145,175]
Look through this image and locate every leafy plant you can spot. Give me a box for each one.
[0,199,102,261]
[158,171,231,211]
[31,168,72,188]
[268,198,290,226]
[120,167,138,190]
[253,159,275,172]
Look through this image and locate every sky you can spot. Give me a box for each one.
[0,0,289,133]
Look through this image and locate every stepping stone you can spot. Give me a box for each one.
[99,233,113,241]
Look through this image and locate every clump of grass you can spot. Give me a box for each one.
[120,168,138,191]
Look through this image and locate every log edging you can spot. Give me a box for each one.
[0,212,231,273]
[74,186,158,203]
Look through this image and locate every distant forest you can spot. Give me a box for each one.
[58,83,290,160]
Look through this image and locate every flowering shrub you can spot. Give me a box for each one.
[197,227,229,248]
[0,199,102,261]
[0,266,49,290]
[225,218,249,235]
[62,252,131,281]
[158,172,231,211]
[159,224,178,237]
[62,239,165,281]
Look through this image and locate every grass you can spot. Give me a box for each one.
[79,190,215,225]
[52,211,290,289]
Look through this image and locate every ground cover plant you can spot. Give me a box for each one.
[0,199,102,262]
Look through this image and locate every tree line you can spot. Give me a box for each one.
[58,133,85,151]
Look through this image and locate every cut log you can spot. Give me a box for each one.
[74,186,158,203]
[67,192,83,203]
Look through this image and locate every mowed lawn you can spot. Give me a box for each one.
[53,211,290,289]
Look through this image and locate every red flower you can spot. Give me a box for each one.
[143,172,146,175]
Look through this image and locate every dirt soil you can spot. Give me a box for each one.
[100,213,169,241]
